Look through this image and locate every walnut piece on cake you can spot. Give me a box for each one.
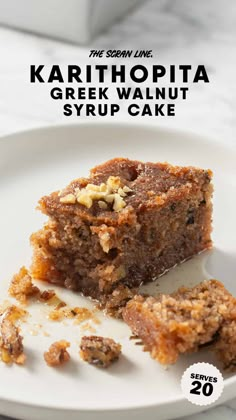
[30,158,213,313]
[80,335,121,368]
[44,340,70,367]
[123,280,236,369]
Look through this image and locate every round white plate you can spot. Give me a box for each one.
[0,123,236,420]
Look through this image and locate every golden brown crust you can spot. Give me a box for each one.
[80,335,121,368]
[123,280,236,368]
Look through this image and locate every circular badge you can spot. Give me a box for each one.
[181,362,224,406]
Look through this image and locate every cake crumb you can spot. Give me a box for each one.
[9,266,40,304]
[1,305,27,323]
[80,323,97,333]
[44,340,70,367]
[48,305,94,324]
[29,329,38,336]
[9,266,59,307]
[80,335,121,368]
[0,300,12,316]
[0,305,27,365]
[39,290,56,303]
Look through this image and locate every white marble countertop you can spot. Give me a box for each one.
[0,0,235,419]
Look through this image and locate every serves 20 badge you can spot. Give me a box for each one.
[181,362,224,406]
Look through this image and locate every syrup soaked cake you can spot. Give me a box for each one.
[30,158,213,310]
[123,280,236,370]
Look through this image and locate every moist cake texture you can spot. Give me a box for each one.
[123,280,236,370]
[30,158,213,309]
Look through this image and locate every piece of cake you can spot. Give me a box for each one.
[123,280,236,368]
[80,336,121,367]
[30,158,213,309]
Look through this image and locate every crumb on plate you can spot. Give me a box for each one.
[9,266,40,304]
[48,305,96,324]
[44,340,70,367]
[80,335,121,368]
[0,305,27,365]
[9,266,59,306]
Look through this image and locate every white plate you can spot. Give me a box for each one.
[0,122,236,420]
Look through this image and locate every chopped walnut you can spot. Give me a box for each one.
[44,340,70,367]
[80,323,97,333]
[98,231,111,253]
[98,200,108,210]
[0,305,27,365]
[80,336,121,368]
[59,193,76,204]
[59,176,132,212]
[8,266,40,304]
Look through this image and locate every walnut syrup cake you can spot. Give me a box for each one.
[30,158,213,312]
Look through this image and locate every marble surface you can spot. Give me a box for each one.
[0,0,235,419]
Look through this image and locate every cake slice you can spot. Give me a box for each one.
[123,280,236,369]
[30,158,213,310]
